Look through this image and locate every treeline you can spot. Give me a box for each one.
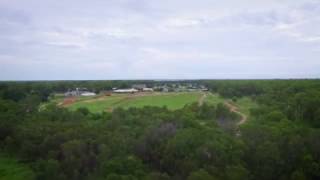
[0,95,240,179]
[0,80,204,101]
[1,79,320,100]
[203,79,320,98]
[0,80,156,100]
[0,80,320,180]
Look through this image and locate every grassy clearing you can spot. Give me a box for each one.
[233,97,258,119]
[50,92,257,117]
[203,93,225,105]
[118,92,202,109]
[0,154,35,180]
[69,95,125,112]
[39,93,66,111]
[67,92,203,113]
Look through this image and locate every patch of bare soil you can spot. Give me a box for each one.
[61,97,77,106]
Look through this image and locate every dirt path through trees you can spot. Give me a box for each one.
[224,101,247,125]
[198,93,207,106]
[197,93,247,125]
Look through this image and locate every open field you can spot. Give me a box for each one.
[67,92,203,112]
[48,92,225,113]
[47,92,257,117]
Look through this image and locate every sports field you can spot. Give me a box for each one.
[58,92,225,113]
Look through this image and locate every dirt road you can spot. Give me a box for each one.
[197,93,247,125]
[224,101,247,125]
[198,93,207,106]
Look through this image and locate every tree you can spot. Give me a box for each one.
[187,169,217,180]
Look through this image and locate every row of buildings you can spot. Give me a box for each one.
[152,82,209,92]
[64,88,96,97]
[112,84,153,93]
[64,85,153,97]
[64,84,208,97]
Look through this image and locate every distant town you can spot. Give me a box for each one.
[64,83,209,97]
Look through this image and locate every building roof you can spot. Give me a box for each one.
[113,88,138,93]
[81,92,96,96]
[132,84,147,89]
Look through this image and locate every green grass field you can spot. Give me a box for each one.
[119,93,201,109]
[0,154,35,180]
[67,92,205,113]
[48,92,257,116]
[45,92,232,113]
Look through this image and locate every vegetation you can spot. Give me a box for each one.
[66,92,203,113]
[0,80,320,180]
[233,97,258,119]
[0,154,35,180]
[203,93,225,105]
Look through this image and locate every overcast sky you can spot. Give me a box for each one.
[0,0,320,80]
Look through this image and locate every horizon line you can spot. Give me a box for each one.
[1,78,320,82]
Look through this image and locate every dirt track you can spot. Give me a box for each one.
[224,101,247,125]
[197,93,247,125]
[198,93,207,106]
[60,97,77,106]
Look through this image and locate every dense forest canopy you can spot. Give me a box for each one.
[0,79,320,180]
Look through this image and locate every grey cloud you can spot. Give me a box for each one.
[0,8,30,24]
[0,0,319,80]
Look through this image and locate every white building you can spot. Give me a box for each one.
[81,92,96,96]
[64,88,96,97]
[142,88,154,92]
[113,88,139,93]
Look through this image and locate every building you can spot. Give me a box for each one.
[132,84,146,90]
[162,87,169,92]
[113,88,138,93]
[142,88,154,92]
[64,88,96,97]
[64,91,79,97]
[81,92,96,96]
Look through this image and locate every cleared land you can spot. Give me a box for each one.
[49,93,257,126]
[67,92,201,112]
[50,92,224,113]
